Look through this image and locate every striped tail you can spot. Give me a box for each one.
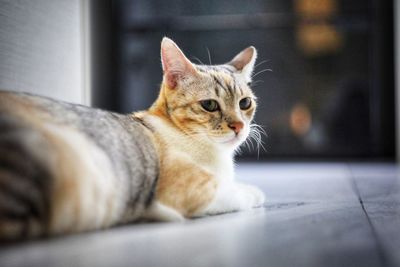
[0,115,51,240]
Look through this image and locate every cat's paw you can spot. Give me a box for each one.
[198,182,265,215]
[239,184,265,209]
[143,201,185,222]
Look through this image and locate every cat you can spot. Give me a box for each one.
[0,37,265,240]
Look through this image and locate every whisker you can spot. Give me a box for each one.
[252,68,273,79]
[206,47,212,65]
[253,133,260,154]
[249,80,264,87]
[191,56,205,65]
[244,141,250,152]
[254,59,270,69]
[246,135,255,151]
[235,145,243,155]
[241,123,268,157]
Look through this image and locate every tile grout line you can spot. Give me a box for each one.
[346,165,389,267]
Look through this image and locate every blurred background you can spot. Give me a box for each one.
[0,0,396,161]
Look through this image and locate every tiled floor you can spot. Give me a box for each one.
[0,163,399,267]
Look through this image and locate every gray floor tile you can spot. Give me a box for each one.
[350,163,400,267]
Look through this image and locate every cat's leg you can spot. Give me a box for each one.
[142,201,184,222]
[155,152,218,219]
[196,181,265,216]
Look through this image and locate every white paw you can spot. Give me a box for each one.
[239,184,265,209]
[143,201,185,222]
[199,182,265,215]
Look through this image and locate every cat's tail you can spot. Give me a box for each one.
[0,114,51,240]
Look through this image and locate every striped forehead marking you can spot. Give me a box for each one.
[195,65,245,98]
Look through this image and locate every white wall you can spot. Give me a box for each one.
[0,0,86,104]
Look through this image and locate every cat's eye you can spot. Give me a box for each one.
[200,99,219,112]
[239,97,252,110]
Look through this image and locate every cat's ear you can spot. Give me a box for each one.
[160,37,198,89]
[227,46,257,83]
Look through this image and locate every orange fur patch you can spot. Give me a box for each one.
[156,156,217,217]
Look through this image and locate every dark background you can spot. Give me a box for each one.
[90,0,395,161]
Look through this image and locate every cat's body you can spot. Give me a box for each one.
[0,91,158,238]
[0,38,265,239]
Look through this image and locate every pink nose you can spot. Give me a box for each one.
[228,121,244,134]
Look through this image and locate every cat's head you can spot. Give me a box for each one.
[157,37,258,151]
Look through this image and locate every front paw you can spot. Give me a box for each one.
[198,183,265,215]
[241,184,265,208]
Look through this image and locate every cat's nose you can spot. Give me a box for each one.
[228,121,244,134]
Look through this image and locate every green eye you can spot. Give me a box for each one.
[200,99,219,112]
[239,97,252,110]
